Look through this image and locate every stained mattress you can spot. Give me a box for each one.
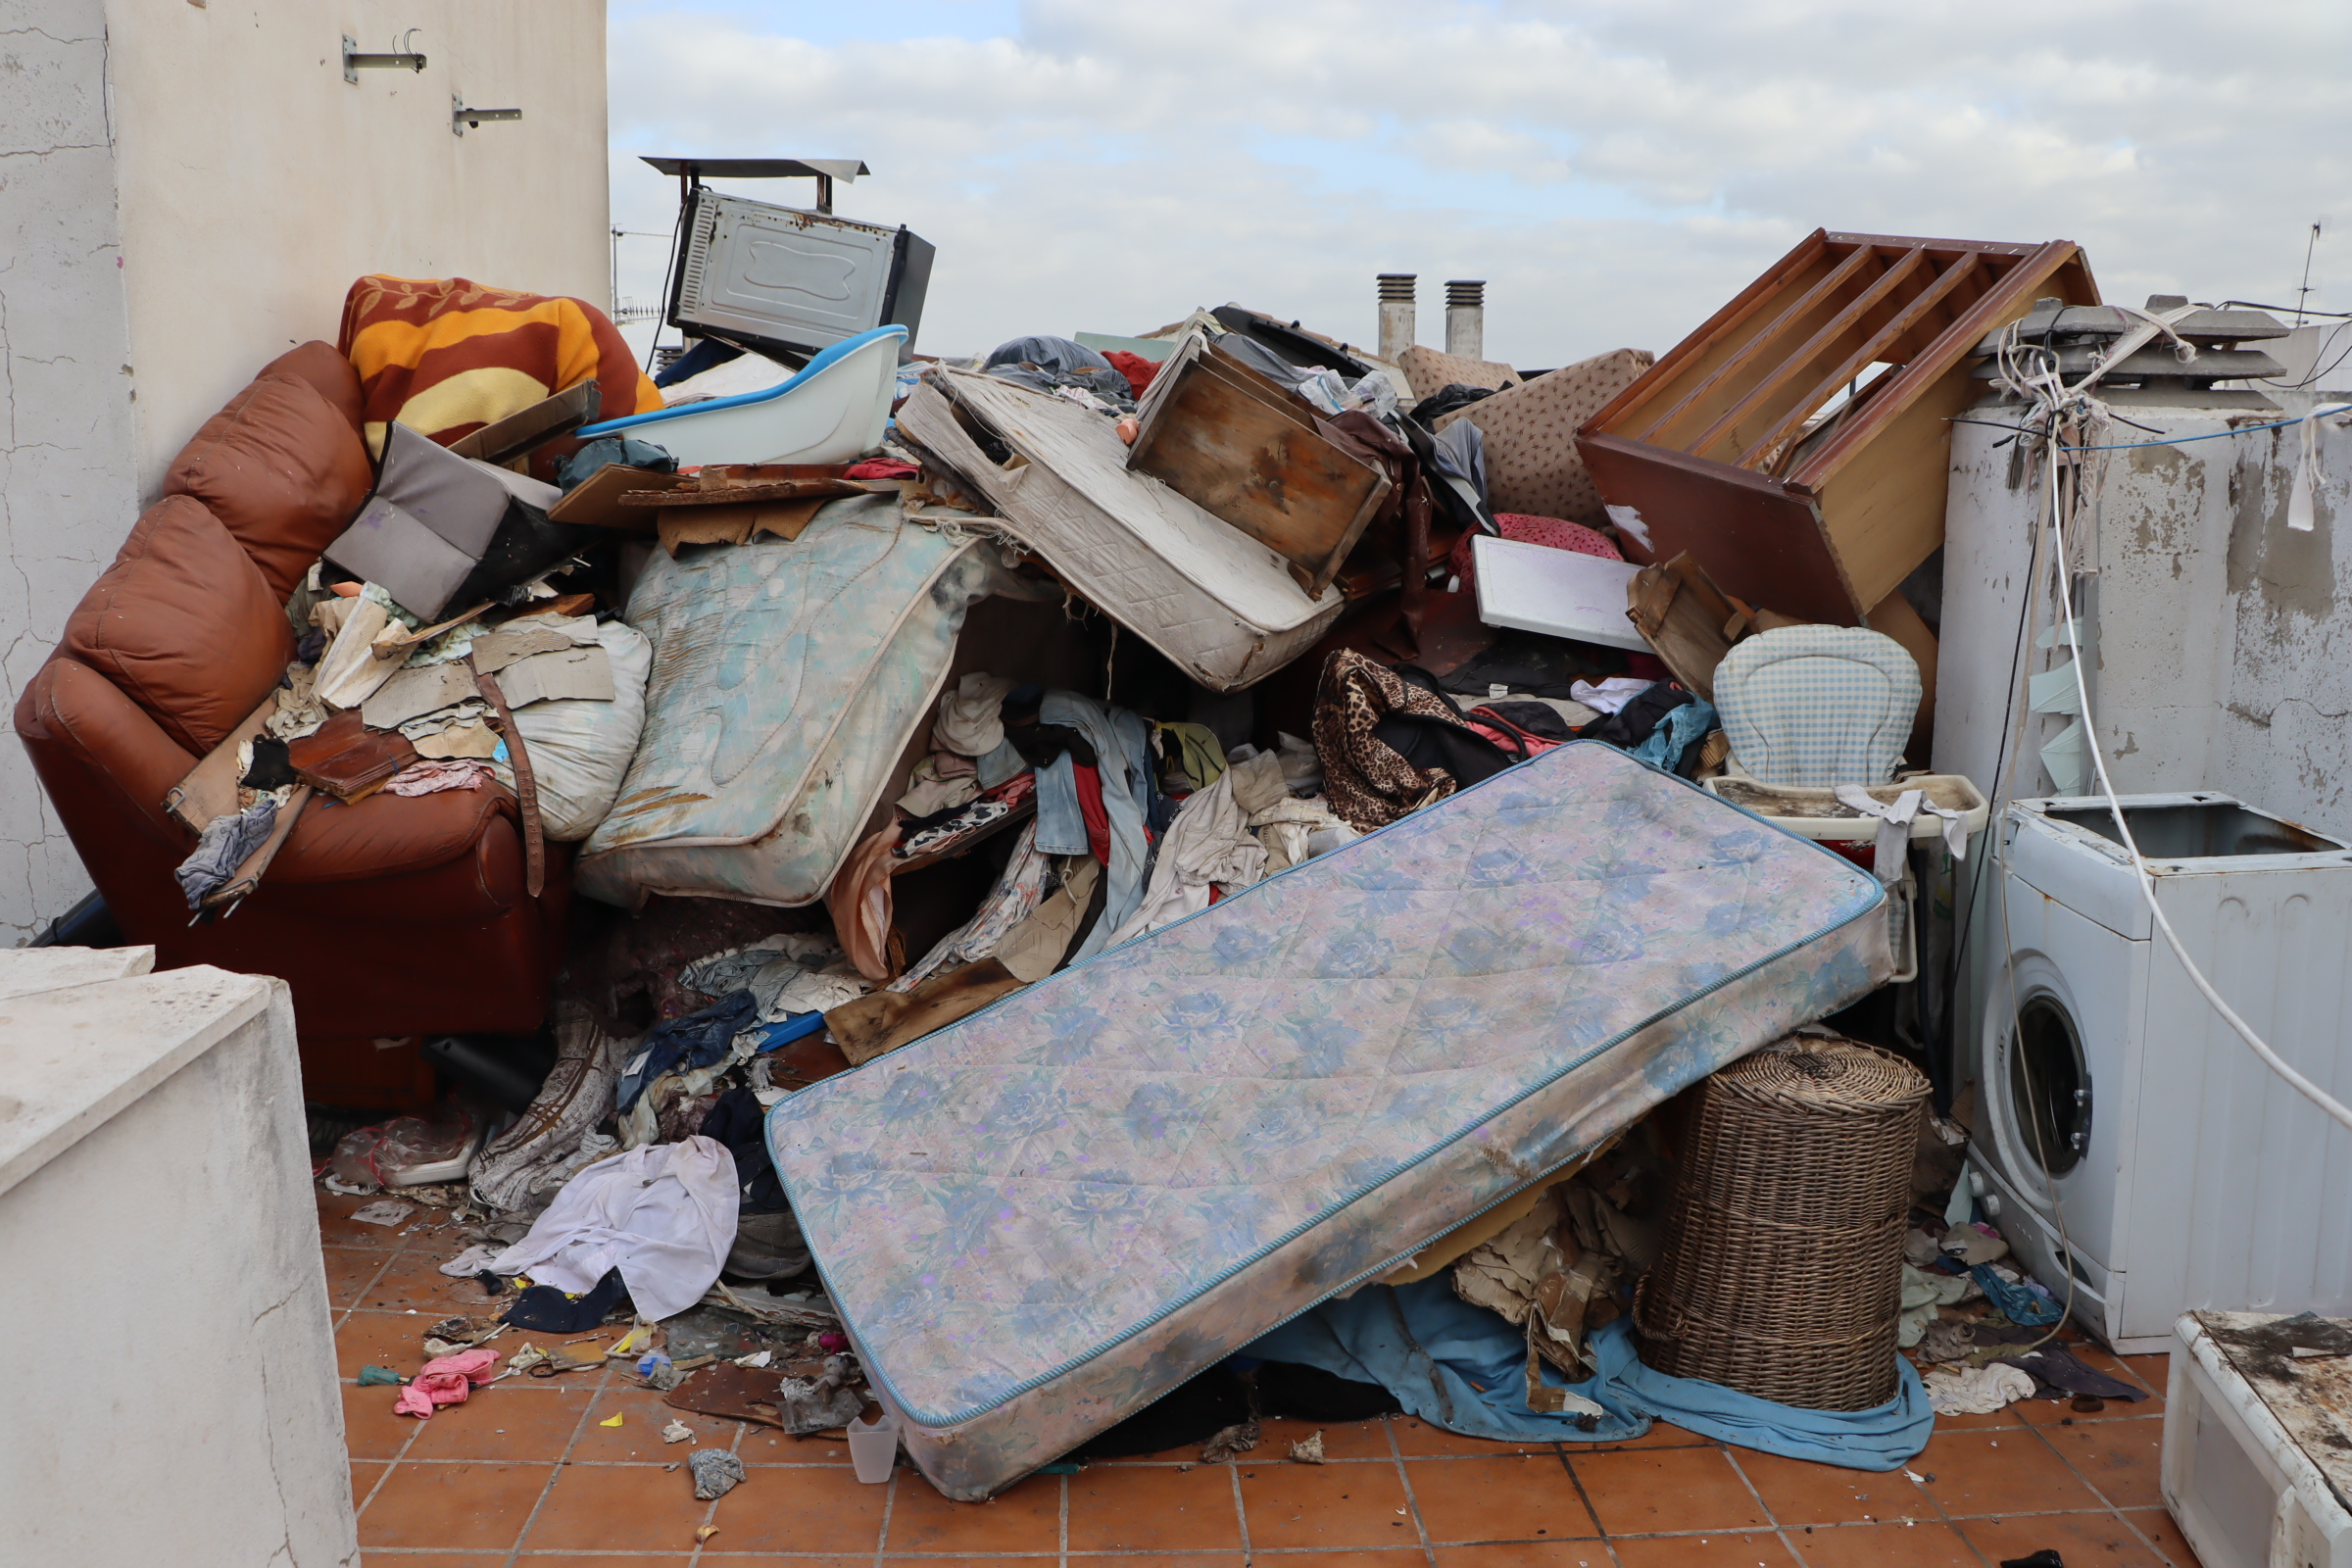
[575,495,993,908]
[767,741,1890,1498]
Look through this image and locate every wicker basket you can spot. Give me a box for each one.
[1634,1036,1930,1410]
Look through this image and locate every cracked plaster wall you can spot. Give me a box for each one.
[0,3,141,945]
[0,0,608,943]
[1939,379,2352,843]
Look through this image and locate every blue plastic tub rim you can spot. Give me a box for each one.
[576,323,908,436]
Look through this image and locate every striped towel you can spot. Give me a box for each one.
[337,274,663,458]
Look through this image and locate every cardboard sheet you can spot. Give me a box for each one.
[495,645,614,708]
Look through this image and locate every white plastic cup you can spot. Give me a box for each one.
[847,1404,898,1484]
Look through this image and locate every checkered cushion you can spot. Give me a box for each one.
[1715,626,1921,786]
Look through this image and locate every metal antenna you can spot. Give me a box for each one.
[2296,220,2323,327]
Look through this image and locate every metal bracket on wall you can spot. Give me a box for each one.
[343,31,426,83]
[452,96,522,136]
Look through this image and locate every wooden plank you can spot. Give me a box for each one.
[1863,585,1938,766]
[1733,252,1984,469]
[1646,242,1882,446]
[1125,336,1390,598]
[446,380,601,466]
[1686,246,1930,463]
[1585,229,1832,438]
[1578,430,1862,626]
[1791,242,2094,487]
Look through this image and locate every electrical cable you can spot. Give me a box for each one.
[1952,409,2346,452]
[639,200,688,378]
[2216,300,2352,319]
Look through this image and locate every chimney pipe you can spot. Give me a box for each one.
[1446,279,1486,362]
[1377,272,1417,364]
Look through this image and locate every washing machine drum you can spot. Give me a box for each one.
[1991,981,2094,1181]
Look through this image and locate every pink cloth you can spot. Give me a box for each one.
[1466,714,1567,758]
[386,759,498,796]
[844,457,919,479]
[1447,512,1624,591]
[393,1348,499,1418]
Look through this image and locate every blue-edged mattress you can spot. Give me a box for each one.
[767,741,1890,1498]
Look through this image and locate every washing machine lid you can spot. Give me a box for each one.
[2004,793,2352,940]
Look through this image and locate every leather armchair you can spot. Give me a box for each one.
[15,343,567,1040]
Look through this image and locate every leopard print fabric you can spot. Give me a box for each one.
[1313,648,1475,831]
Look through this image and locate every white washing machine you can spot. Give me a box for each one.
[1967,792,2352,1352]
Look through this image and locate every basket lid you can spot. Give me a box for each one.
[1715,1035,1930,1113]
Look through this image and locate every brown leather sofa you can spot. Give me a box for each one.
[15,342,567,1040]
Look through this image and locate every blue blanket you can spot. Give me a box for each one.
[1244,1277,1934,1471]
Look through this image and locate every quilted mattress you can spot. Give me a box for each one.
[767,741,1890,1498]
[575,495,993,908]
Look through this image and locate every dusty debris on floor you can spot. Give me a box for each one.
[29,218,2252,1562]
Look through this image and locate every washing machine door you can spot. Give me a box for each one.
[1979,877,2138,1283]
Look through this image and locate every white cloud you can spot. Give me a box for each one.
[607,0,2352,366]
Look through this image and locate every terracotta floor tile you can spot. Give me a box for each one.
[350,1459,389,1512]
[694,1461,887,1552]
[1434,1545,1618,1567]
[1071,1557,1248,1568]
[316,1193,422,1248]
[2039,1416,2169,1509]
[883,1469,1061,1553]
[1408,1453,1598,1544]
[1392,1414,1543,1456]
[568,1384,704,1462]
[737,1424,852,1465]
[1236,1455,1414,1549]
[1787,1518,1980,1565]
[1958,1509,2171,1566]
[2124,1505,2205,1567]
[342,1381,420,1460]
[1567,1418,1718,1451]
[1262,1413,1396,1459]
[321,1245,395,1307]
[509,1557,692,1566]
[1912,1427,2096,1518]
[358,1459,553,1549]
[1925,1403,2030,1432]
[400,1382,595,1462]
[2122,1352,2173,1396]
[334,1310,434,1380]
[1731,1449,1928,1526]
[1609,1529,1799,1566]
[1236,1555,1427,1568]
[1570,1446,1768,1536]
[2016,1391,2162,1427]
[354,1250,505,1314]
[1066,1459,1244,1551]
[517,1461,712,1552]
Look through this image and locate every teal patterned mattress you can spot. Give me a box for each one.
[767,741,1890,1498]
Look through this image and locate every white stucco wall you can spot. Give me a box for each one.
[104,0,612,496]
[0,0,609,943]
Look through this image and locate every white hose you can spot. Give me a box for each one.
[2038,434,2352,1135]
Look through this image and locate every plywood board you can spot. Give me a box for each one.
[1125,334,1390,598]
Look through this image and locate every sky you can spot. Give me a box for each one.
[605,0,2349,368]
